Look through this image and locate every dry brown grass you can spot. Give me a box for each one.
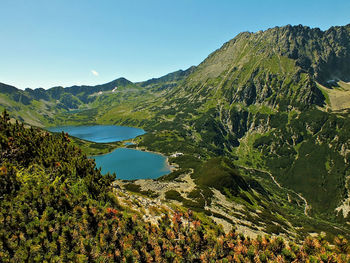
[318,81,350,111]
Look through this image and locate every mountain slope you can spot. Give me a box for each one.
[138,66,196,91]
[0,78,145,126]
[2,111,350,261]
[127,24,350,222]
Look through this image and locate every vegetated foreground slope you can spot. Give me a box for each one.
[1,24,350,232]
[1,111,350,262]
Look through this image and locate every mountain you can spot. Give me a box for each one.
[2,24,350,238]
[134,24,350,222]
[0,77,141,126]
[44,77,134,103]
[113,24,350,232]
[138,66,196,91]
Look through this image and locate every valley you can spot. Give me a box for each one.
[2,24,350,242]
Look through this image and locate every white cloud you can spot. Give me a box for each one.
[91,70,99,76]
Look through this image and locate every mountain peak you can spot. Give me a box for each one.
[106,77,133,86]
[0,82,18,94]
[185,23,350,108]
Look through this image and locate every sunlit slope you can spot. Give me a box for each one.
[131,24,350,222]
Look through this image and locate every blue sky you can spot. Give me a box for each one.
[0,0,349,89]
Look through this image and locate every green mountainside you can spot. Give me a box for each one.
[1,111,350,262]
[159,24,350,217]
[137,66,196,91]
[2,24,350,239]
[0,78,142,126]
[123,24,350,224]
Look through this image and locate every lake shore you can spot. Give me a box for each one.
[133,146,178,173]
[47,124,176,179]
[94,146,173,180]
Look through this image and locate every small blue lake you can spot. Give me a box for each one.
[47,125,170,180]
[47,125,145,143]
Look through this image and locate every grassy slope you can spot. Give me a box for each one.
[317,81,350,111]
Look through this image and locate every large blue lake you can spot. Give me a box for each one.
[47,125,145,143]
[47,125,170,180]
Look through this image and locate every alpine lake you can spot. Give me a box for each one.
[47,125,171,180]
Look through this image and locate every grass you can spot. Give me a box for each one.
[234,132,268,169]
[317,83,331,106]
[316,81,350,111]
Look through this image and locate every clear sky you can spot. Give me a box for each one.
[1,0,349,90]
